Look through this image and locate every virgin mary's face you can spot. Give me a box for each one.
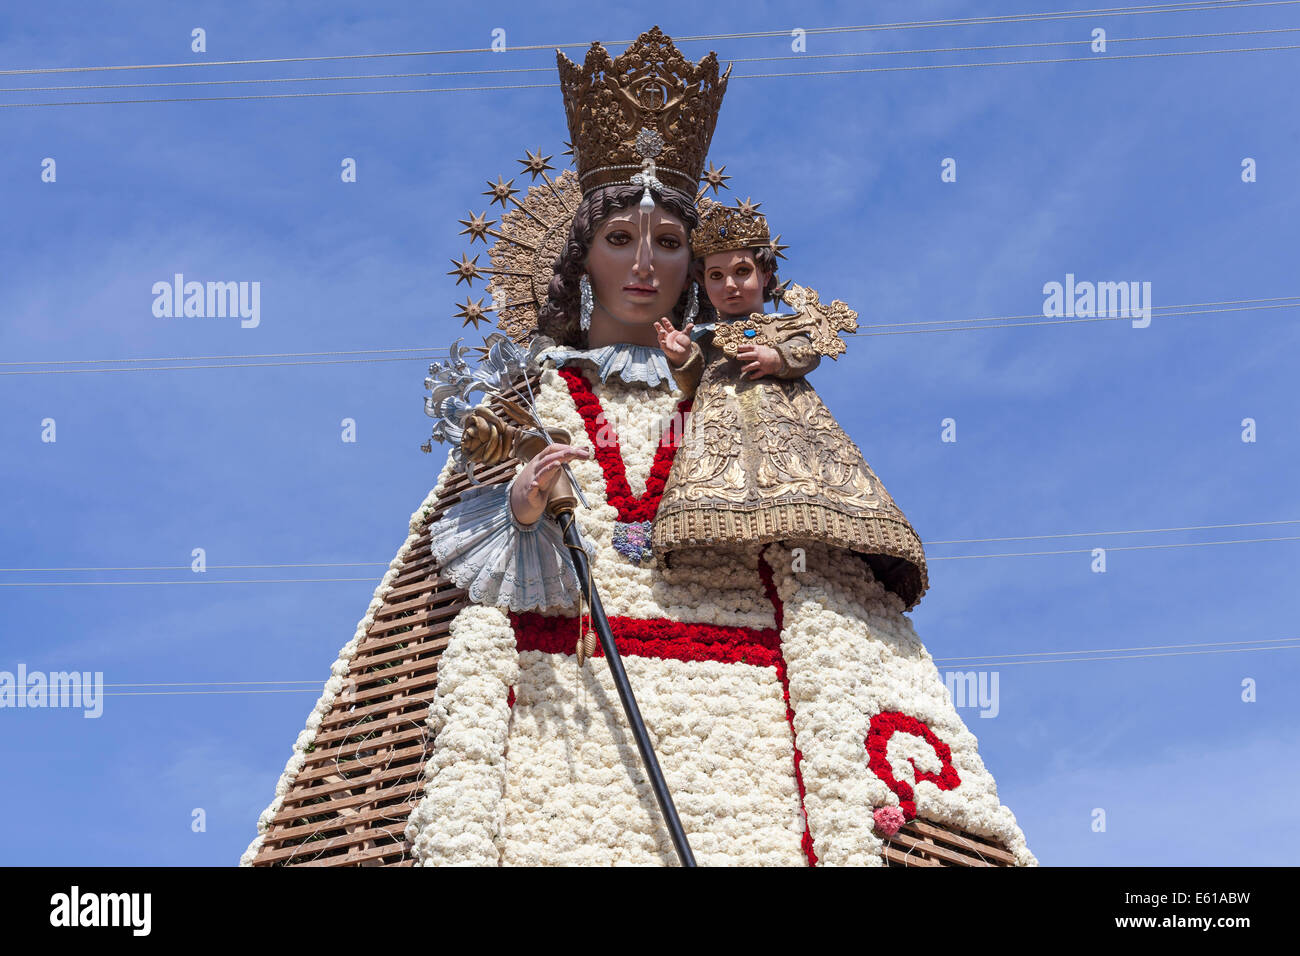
[584,202,690,339]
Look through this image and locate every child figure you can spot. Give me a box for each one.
[693,211,795,374]
[651,198,928,611]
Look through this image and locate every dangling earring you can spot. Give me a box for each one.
[579,273,594,331]
[684,281,699,324]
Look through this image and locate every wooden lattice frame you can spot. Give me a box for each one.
[248,383,536,866]
[881,817,1017,867]
[250,373,1018,867]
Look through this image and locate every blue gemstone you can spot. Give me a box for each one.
[718,227,727,236]
[743,328,757,337]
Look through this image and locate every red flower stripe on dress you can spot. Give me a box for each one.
[557,366,692,523]
[510,612,780,667]
[865,711,962,821]
[508,560,818,866]
[760,553,817,867]
[512,595,817,866]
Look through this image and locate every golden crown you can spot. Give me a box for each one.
[556,26,731,199]
[691,195,773,260]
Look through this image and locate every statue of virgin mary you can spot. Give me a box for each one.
[244,25,1036,868]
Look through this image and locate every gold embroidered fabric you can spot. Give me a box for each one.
[652,336,929,609]
[673,340,705,401]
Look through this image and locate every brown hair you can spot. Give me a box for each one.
[538,183,700,348]
[691,245,782,324]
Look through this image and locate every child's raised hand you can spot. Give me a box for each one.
[656,318,694,367]
[736,343,782,379]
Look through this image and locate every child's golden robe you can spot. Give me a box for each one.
[653,326,929,609]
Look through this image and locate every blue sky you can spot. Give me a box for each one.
[1,0,1296,866]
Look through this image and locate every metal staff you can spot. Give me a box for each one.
[435,370,695,866]
[546,489,697,868]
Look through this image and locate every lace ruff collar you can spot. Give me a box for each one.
[541,342,678,390]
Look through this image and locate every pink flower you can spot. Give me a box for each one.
[873,806,905,837]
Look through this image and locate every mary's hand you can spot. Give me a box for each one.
[509,442,593,526]
[655,317,695,367]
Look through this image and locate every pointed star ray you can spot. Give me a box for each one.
[447,253,483,287]
[454,297,491,330]
[517,148,556,181]
[458,210,496,245]
[483,175,520,209]
[700,160,731,197]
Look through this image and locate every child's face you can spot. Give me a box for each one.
[701,250,770,317]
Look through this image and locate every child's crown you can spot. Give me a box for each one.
[691,195,773,260]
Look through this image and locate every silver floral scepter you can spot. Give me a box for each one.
[423,333,587,508]
[419,331,696,867]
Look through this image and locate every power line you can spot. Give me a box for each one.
[686,1,1300,38]
[102,688,323,697]
[731,24,1300,61]
[0,346,451,368]
[0,354,447,376]
[104,680,323,686]
[737,40,1300,81]
[934,635,1300,662]
[0,563,388,573]
[6,43,1298,107]
[849,300,1300,337]
[0,67,554,95]
[3,536,1298,584]
[73,638,1300,698]
[934,643,1300,666]
[927,518,1300,545]
[9,26,1299,95]
[0,578,376,587]
[929,535,1300,560]
[853,295,1300,331]
[0,82,555,108]
[5,295,1294,377]
[6,519,1295,575]
[0,2,1276,77]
